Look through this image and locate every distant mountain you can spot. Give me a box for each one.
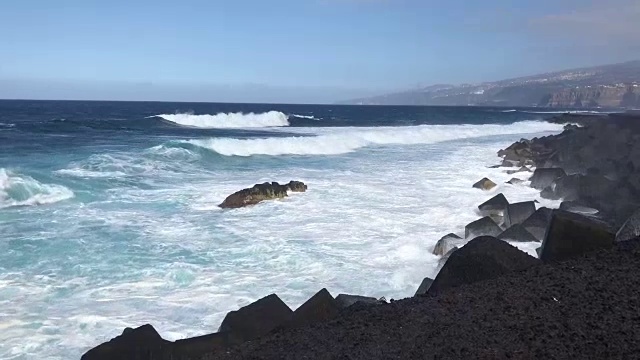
[342,61,640,108]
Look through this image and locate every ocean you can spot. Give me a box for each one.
[0,100,569,359]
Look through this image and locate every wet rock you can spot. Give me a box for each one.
[218,294,293,343]
[498,224,539,242]
[504,201,537,228]
[522,207,553,242]
[335,294,383,309]
[477,193,509,215]
[506,178,524,185]
[414,277,434,296]
[219,181,307,208]
[432,233,464,256]
[81,324,172,360]
[427,236,539,295]
[539,210,615,263]
[559,201,599,216]
[464,216,502,239]
[472,178,497,191]
[437,247,458,271]
[616,209,640,242]
[506,166,532,175]
[530,168,567,190]
[287,289,339,329]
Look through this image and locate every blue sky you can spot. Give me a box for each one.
[1,0,638,103]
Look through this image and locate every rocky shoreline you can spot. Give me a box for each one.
[82,112,640,360]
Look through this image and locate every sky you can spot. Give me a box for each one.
[0,0,639,103]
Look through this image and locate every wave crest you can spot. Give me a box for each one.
[0,169,74,208]
[183,120,565,157]
[155,111,290,128]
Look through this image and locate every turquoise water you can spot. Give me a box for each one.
[0,101,566,358]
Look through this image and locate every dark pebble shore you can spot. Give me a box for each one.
[82,112,640,360]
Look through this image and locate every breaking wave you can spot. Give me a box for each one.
[0,169,74,208]
[291,114,320,120]
[183,120,564,157]
[155,111,290,128]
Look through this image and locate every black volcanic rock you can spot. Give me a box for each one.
[504,201,536,228]
[218,294,293,343]
[219,181,307,208]
[477,193,509,215]
[213,239,640,360]
[498,224,539,242]
[427,236,539,295]
[616,209,640,242]
[81,324,172,360]
[506,178,525,185]
[529,168,566,190]
[414,277,434,296]
[335,294,383,309]
[287,289,339,329]
[432,233,463,256]
[464,217,502,239]
[522,207,553,242]
[437,247,458,270]
[173,332,238,358]
[472,177,497,191]
[539,210,615,263]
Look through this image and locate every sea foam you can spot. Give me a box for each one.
[0,168,74,208]
[183,121,565,157]
[156,111,290,128]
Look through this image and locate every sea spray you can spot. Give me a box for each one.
[155,111,290,128]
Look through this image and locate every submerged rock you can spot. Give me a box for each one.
[506,178,525,185]
[427,236,539,295]
[539,210,615,263]
[219,181,307,208]
[432,233,464,256]
[472,178,497,191]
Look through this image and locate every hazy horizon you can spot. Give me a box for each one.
[2,0,639,104]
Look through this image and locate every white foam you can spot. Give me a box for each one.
[0,124,566,359]
[0,168,74,208]
[156,111,290,128]
[524,110,616,114]
[184,121,565,157]
[291,114,320,120]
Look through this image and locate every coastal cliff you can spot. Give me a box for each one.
[343,60,640,108]
[541,85,640,108]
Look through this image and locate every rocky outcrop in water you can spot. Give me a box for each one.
[219,181,307,208]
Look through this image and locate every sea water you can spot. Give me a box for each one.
[0,100,566,359]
